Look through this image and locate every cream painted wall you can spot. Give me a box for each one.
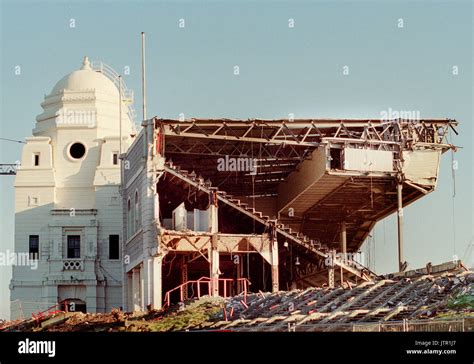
[10,59,135,319]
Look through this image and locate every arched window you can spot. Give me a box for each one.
[134,190,140,231]
[130,195,135,235]
[127,198,132,238]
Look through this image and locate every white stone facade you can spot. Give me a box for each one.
[10,57,135,319]
[121,122,163,312]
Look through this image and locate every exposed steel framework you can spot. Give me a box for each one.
[150,117,457,288]
[158,118,457,196]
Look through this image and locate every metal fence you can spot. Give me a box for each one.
[284,318,470,332]
[352,318,466,332]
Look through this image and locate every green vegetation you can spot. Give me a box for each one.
[126,300,224,332]
[446,285,474,310]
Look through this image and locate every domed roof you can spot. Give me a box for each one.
[50,56,119,96]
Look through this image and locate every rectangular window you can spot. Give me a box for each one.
[67,235,81,259]
[109,235,120,260]
[330,148,342,170]
[112,152,119,165]
[29,235,39,260]
[34,153,40,166]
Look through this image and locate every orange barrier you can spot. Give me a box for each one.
[163,277,250,309]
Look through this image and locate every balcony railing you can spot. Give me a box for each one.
[90,60,137,122]
[62,259,84,271]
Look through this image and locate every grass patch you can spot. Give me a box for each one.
[126,301,223,332]
[446,285,474,310]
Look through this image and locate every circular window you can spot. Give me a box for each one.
[69,142,86,160]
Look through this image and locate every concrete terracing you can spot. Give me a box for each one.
[201,262,473,332]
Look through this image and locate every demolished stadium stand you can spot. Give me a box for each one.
[120,116,459,311]
[208,261,473,332]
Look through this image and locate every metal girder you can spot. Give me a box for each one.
[160,230,270,254]
[0,164,18,175]
[160,118,457,200]
[157,118,458,154]
[165,139,312,160]
[162,121,321,147]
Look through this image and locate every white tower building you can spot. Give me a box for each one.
[10,57,136,318]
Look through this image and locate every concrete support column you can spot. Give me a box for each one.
[151,255,163,309]
[126,272,133,311]
[140,264,145,311]
[209,192,219,297]
[122,268,128,312]
[210,234,220,297]
[144,257,153,309]
[132,267,141,311]
[271,237,279,293]
[209,203,218,233]
[340,221,347,255]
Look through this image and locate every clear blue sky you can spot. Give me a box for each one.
[0,0,472,320]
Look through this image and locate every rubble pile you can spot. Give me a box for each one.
[1,269,472,332]
[201,270,474,331]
